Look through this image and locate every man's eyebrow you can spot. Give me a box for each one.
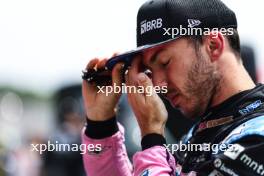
[150,49,166,64]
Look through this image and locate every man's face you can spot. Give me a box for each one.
[142,38,221,119]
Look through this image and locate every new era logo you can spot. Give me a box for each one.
[188,19,201,28]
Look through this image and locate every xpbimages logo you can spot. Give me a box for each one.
[97,83,167,96]
[163,26,234,39]
[31,141,102,154]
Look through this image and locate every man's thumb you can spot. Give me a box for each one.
[137,73,152,87]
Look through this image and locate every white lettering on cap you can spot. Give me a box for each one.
[141,18,162,35]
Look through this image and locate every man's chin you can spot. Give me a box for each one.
[170,102,201,120]
[179,108,200,120]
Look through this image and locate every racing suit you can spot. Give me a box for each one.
[82,84,264,176]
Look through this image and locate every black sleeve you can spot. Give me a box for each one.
[85,116,119,139]
[141,133,167,150]
[197,135,264,176]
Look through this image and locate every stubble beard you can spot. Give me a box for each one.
[183,51,222,119]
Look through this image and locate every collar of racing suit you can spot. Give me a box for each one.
[197,83,264,130]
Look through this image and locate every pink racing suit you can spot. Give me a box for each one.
[82,85,264,176]
[82,123,196,176]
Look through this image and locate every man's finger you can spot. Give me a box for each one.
[86,58,99,70]
[111,52,120,58]
[97,58,107,69]
[129,55,142,84]
[83,58,100,100]
[112,62,124,87]
[124,67,131,86]
[137,72,156,98]
[82,80,96,102]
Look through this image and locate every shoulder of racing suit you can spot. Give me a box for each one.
[175,115,264,175]
[198,115,264,176]
[220,115,264,145]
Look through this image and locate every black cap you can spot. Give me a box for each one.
[105,0,237,70]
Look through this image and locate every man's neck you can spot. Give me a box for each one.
[211,57,256,107]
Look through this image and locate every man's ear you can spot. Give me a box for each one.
[205,31,224,62]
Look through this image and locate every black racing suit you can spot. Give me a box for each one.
[175,83,264,176]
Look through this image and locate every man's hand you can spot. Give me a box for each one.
[82,55,123,121]
[126,55,168,137]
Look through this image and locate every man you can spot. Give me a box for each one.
[82,0,264,175]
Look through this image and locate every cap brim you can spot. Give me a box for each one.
[105,37,180,70]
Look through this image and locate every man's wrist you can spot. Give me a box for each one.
[85,116,118,139]
[140,124,165,138]
[86,109,116,121]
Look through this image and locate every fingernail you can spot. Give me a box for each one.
[93,64,98,71]
[118,63,124,70]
